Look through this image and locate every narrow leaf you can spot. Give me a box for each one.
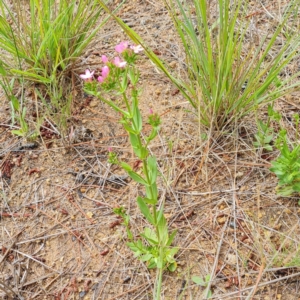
[128,171,148,185]
[137,196,154,224]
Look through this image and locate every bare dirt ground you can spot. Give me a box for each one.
[1,0,300,299]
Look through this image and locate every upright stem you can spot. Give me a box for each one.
[122,92,131,113]
[155,266,163,300]
[119,70,164,300]
[141,152,159,240]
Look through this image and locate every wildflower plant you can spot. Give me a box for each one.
[81,42,178,300]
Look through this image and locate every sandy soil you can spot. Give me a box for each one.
[1,0,300,299]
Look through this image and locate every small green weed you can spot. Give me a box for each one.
[253,120,274,152]
[265,109,300,197]
[192,274,213,298]
[270,133,300,197]
[253,105,281,152]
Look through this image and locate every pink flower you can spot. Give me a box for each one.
[97,76,104,83]
[97,66,110,83]
[113,57,127,68]
[108,147,112,152]
[115,41,128,53]
[102,55,109,63]
[80,69,94,81]
[149,108,153,114]
[102,66,109,78]
[130,44,143,53]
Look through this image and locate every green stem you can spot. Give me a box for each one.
[122,92,131,114]
[155,265,163,300]
[130,111,161,241]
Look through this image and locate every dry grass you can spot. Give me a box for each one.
[1,0,300,299]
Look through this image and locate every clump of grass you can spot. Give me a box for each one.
[0,0,110,134]
[98,0,300,132]
[162,0,300,131]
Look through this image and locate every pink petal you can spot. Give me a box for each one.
[131,45,143,53]
[101,55,109,63]
[97,76,104,83]
[115,41,128,53]
[118,61,127,68]
[102,66,109,78]
[113,57,127,68]
[113,57,120,64]
[80,69,94,80]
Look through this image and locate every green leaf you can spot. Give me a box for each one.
[11,95,20,111]
[142,227,158,245]
[123,124,138,134]
[157,207,164,224]
[146,128,158,142]
[0,61,6,76]
[157,211,168,243]
[147,156,157,184]
[132,146,148,159]
[166,230,177,246]
[121,162,132,172]
[119,72,128,93]
[140,253,153,262]
[146,183,158,201]
[11,129,26,137]
[132,147,141,158]
[264,145,273,151]
[143,197,157,205]
[192,276,206,286]
[293,183,300,192]
[128,171,148,185]
[264,135,273,144]
[166,247,179,261]
[132,106,142,133]
[127,240,144,257]
[148,258,157,269]
[129,133,139,148]
[168,262,177,272]
[137,197,154,224]
[11,69,52,84]
[206,290,213,298]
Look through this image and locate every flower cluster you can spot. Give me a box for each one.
[80,41,143,84]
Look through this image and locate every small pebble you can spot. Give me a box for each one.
[79,291,86,298]
[155,89,161,95]
[90,100,98,107]
[229,221,236,228]
[217,216,226,224]
[169,61,177,68]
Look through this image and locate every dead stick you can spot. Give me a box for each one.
[205,220,228,298]
[98,258,118,297]
[108,283,150,300]
[0,230,23,265]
